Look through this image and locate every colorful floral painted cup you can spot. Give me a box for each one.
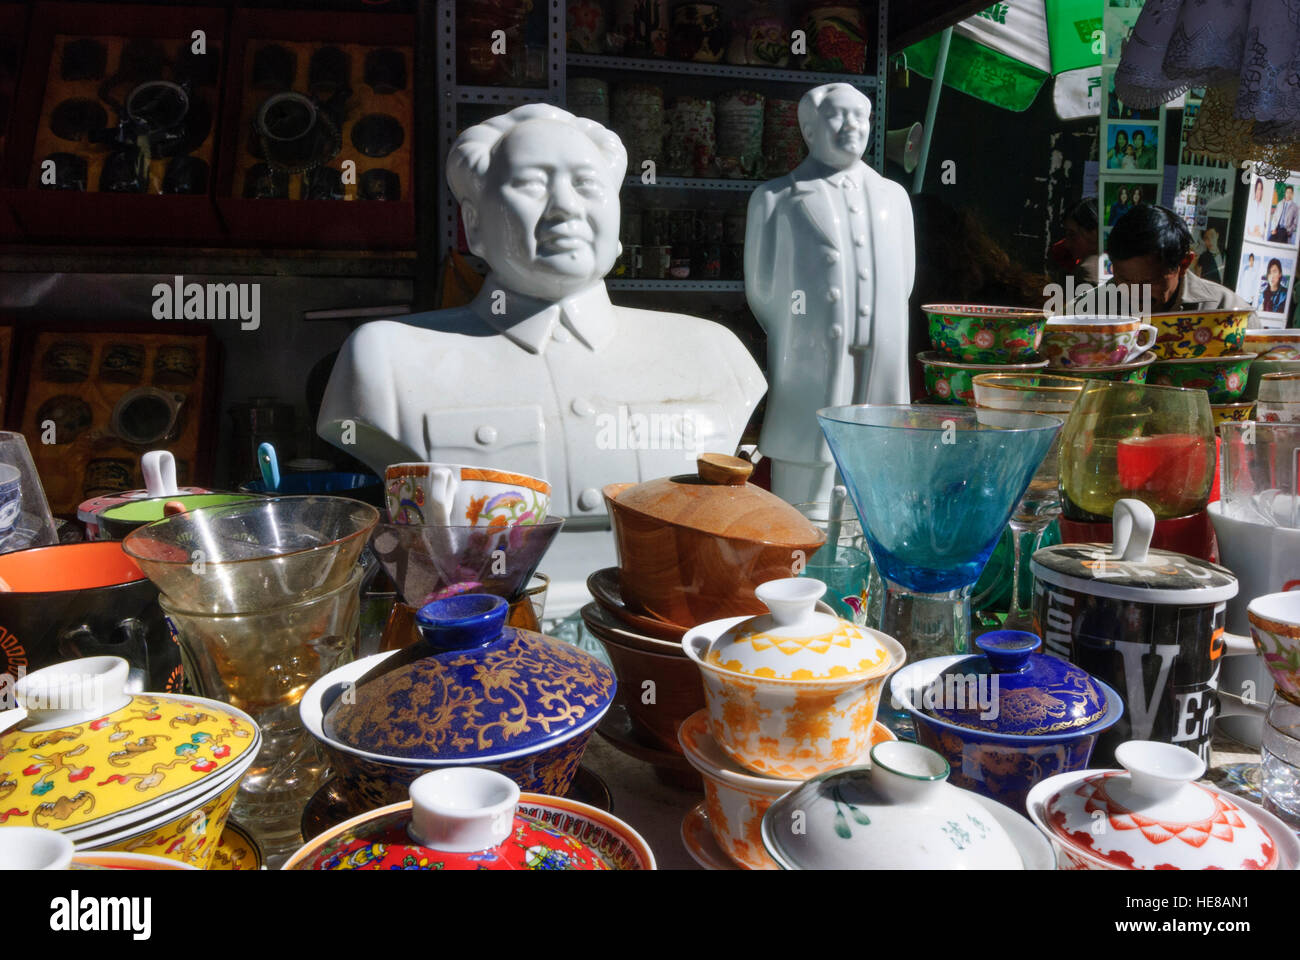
[1213,401,1257,428]
[1148,353,1254,404]
[923,303,1046,364]
[385,463,550,526]
[1248,592,1300,707]
[918,351,1049,405]
[1150,309,1251,359]
[1245,329,1300,357]
[1043,315,1157,368]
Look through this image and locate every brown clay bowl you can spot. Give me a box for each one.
[581,602,702,754]
[587,567,691,641]
[604,485,825,626]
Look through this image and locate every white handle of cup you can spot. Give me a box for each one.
[1213,629,1269,717]
[1110,498,1155,562]
[426,466,458,526]
[1220,630,1256,658]
[1129,324,1158,360]
[141,450,179,498]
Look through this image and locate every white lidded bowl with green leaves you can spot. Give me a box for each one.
[759,740,1055,870]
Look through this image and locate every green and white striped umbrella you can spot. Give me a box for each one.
[902,0,1103,119]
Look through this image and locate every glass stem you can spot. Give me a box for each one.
[1006,518,1049,628]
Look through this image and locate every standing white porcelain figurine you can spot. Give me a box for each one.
[318,103,765,528]
[745,83,915,504]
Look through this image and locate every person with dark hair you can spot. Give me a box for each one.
[1196,227,1224,283]
[1108,186,1132,225]
[1058,197,1100,284]
[1131,129,1156,169]
[1071,204,1251,314]
[1107,129,1129,169]
[1261,258,1288,313]
[1272,186,1298,243]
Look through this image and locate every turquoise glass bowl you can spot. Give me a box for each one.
[817,406,1062,593]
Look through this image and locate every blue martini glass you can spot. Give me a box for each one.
[817,405,1062,664]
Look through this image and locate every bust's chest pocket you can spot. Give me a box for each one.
[421,406,547,478]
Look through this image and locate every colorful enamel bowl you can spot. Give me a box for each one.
[1212,401,1256,428]
[1245,329,1300,357]
[919,351,1050,405]
[682,578,904,779]
[1247,592,1300,708]
[283,767,654,870]
[0,656,260,870]
[301,595,615,816]
[677,708,896,870]
[1026,740,1299,870]
[1049,353,1154,382]
[923,303,1046,364]
[889,654,1122,811]
[1149,308,1251,359]
[1148,353,1253,403]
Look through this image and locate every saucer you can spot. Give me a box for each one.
[681,803,740,871]
[596,702,702,791]
[210,818,263,870]
[588,567,687,642]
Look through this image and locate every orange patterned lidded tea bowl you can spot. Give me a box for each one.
[681,577,904,779]
[0,656,260,869]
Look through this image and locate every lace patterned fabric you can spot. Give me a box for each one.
[1115,0,1300,163]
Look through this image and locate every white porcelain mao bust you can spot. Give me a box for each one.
[317,104,766,538]
[745,83,915,505]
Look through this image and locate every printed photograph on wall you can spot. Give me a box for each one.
[1189,216,1230,285]
[1103,181,1156,225]
[1106,72,1158,121]
[1269,181,1300,245]
[1245,175,1275,241]
[1254,252,1295,317]
[1106,124,1158,170]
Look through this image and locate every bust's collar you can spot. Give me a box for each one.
[470,276,616,355]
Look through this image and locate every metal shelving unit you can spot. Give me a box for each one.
[623,175,761,192]
[607,279,744,292]
[567,52,880,89]
[437,0,891,285]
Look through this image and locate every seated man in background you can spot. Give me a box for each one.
[1072,204,1251,316]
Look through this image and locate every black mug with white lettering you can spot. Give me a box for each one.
[1031,498,1262,766]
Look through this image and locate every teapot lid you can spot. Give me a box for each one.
[0,657,260,838]
[1030,499,1236,604]
[603,454,825,547]
[924,631,1109,735]
[704,577,891,681]
[287,767,646,870]
[1031,741,1284,870]
[760,741,1025,870]
[323,594,616,761]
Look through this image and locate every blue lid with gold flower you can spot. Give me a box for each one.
[323,594,617,761]
[924,631,1109,736]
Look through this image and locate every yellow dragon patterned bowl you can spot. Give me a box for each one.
[0,656,260,869]
[681,578,904,780]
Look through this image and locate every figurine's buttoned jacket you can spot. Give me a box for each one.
[745,157,915,465]
[318,278,765,522]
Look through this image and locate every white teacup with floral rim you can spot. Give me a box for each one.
[1044,314,1157,368]
[385,462,551,526]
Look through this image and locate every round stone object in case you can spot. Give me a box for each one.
[304,165,344,200]
[41,340,91,382]
[364,48,407,93]
[351,113,404,158]
[252,44,297,90]
[162,156,209,195]
[61,38,107,81]
[99,343,146,383]
[38,153,87,191]
[243,163,288,199]
[309,46,351,97]
[49,97,107,142]
[101,146,147,193]
[359,168,400,201]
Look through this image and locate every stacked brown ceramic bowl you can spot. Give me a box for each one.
[582,453,826,786]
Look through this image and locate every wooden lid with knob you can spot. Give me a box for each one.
[602,453,825,546]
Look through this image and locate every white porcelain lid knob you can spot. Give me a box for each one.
[0,826,75,870]
[407,768,520,853]
[14,656,132,730]
[754,577,825,626]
